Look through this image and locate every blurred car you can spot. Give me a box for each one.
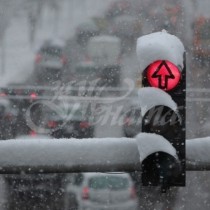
[5,173,64,210]
[111,15,142,52]
[75,20,100,46]
[2,84,45,138]
[41,102,95,138]
[64,172,139,210]
[0,98,18,139]
[34,39,67,84]
[87,35,121,66]
[73,61,102,85]
[105,0,131,19]
[4,134,65,210]
[15,134,52,139]
[87,35,122,86]
[100,65,121,87]
[111,15,140,38]
[123,106,142,138]
[192,17,210,63]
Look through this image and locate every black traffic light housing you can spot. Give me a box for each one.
[137,31,186,189]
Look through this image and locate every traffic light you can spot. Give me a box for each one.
[136,31,186,189]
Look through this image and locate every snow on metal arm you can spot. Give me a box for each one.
[0,135,209,174]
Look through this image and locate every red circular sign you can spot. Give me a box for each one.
[146,60,181,91]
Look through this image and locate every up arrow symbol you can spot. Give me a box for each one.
[151,61,175,89]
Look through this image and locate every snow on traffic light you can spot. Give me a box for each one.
[136,30,186,190]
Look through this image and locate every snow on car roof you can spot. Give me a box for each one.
[76,61,97,68]
[16,135,52,140]
[35,38,65,51]
[0,98,11,107]
[114,14,137,22]
[136,30,185,73]
[76,20,99,31]
[89,35,121,43]
[81,172,131,179]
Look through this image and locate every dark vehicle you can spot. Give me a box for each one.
[192,17,210,62]
[105,0,131,19]
[73,61,102,84]
[111,15,141,52]
[5,174,63,210]
[4,135,64,210]
[0,98,18,139]
[41,102,94,138]
[100,65,121,87]
[0,84,46,137]
[34,39,67,84]
[75,20,100,46]
[123,107,141,138]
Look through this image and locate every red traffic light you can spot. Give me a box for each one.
[146,60,181,91]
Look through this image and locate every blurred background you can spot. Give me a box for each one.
[0,0,210,209]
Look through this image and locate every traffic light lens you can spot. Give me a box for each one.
[146,60,181,91]
[142,106,182,140]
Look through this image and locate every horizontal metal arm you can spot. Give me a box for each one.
[0,138,140,174]
[186,137,210,170]
[0,136,209,174]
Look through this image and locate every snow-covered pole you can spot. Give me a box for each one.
[0,138,140,174]
[0,137,209,174]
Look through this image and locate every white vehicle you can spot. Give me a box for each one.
[87,35,122,86]
[64,172,139,210]
[87,35,121,67]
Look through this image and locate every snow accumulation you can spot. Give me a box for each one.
[186,137,210,163]
[136,87,177,116]
[135,133,177,163]
[0,138,140,172]
[89,35,121,44]
[0,98,11,107]
[0,135,210,172]
[136,30,185,73]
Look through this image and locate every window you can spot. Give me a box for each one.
[89,176,129,190]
